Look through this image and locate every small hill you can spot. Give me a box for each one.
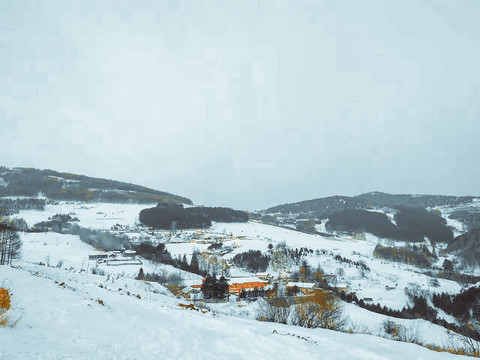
[261,192,480,246]
[265,192,476,216]
[354,192,475,209]
[447,228,480,266]
[139,203,249,229]
[265,196,365,216]
[0,166,192,205]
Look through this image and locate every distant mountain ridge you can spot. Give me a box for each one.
[262,191,480,246]
[265,192,478,215]
[265,195,364,215]
[0,166,192,205]
[355,192,476,209]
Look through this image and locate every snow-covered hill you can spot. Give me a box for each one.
[0,262,460,359]
[1,200,478,358]
[0,166,192,205]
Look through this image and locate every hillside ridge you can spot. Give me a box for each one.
[0,166,192,205]
[265,192,478,215]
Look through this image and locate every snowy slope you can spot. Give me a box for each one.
[0,201,475,358]
[13,202,148,230]
[0,265,461,360]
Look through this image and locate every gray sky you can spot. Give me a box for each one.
[1,0,479,210]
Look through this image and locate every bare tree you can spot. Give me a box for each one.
[0,222,22,265]
[256,297,293,324]
[291,289,345,331]
[458,325,480,356]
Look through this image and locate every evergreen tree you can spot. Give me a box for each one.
[137,267,145,280]
[300,260,311,282]
[190,250,200,272]
[216,276,229,300]
[239,289,247,299]
[443,259,454,273]
[202,275,216,299]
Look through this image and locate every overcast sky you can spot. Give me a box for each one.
[1,0,479,210]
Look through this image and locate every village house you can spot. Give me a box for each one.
[180,286,201,300]
[192,276,270,296]
[255,272,271,280]
[123,250,136,258]
[333,283,348,292]
[285,282,317,295]
[228,277,269,295]
[88,252,108,260]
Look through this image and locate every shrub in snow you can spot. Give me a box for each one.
[91,267,106,276]
[0,288,10,310]
[290,289,345,331]
[0,288,11,327]
[256,297,292,324]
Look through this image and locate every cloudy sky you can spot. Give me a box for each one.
[1,0,479,210]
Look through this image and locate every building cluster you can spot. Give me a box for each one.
[185,272,346,300]
[88,249,141,266]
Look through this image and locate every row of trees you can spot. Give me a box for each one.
[0,222,22,265]
[232,250,270,273]
[0,198,45,216]
[239,287,267,300]
[433,287,480,320]
[33,213,79,233]
[66,224,130,251]
[136,267,183,286]
[140,203,211,229]
[326,207,453,243]
[331,285,480,341]
[256,289,345,331]
[133,244,218,277]
[201,275,229,300]
[139,203,248,230]
[373,244,434,268]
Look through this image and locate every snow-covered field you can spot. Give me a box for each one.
[0,201,475,358]
[0,265,461,360]
[13,202,149,230]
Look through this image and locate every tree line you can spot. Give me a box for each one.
[139,203,248,230]
[0,198,46,216]
[0,222,22,265]
[326,207,453,243]
[330,285,480,341]
[232,250,270,273]
[373,244,434,268]
[201,275,229,300]
[433,287,480,321]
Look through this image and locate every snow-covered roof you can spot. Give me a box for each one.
[255,272,269,277]
[182,286,195,293]
[228,277,268,285]
[182,279,203,287]
[88,252,108,258]
[286,282,316,289]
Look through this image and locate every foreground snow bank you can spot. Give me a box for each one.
[0,265,460,360]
